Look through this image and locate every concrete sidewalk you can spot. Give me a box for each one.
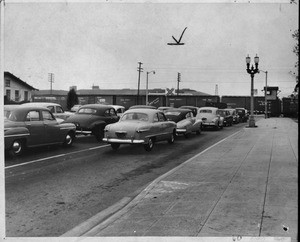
[63,117,298,241]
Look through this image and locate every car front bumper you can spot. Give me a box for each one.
[176,128,187,134]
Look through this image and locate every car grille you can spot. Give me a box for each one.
[115,131,127,139]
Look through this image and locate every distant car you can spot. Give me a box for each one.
[4,106,76,156]
[164,108,202,137]
[225,108,239,124]
[4,105,20,119]
[179,106,199,117]
[22,102,72,121]
[129,105,157,110]
[70,104,82,112]
[197,107,223,130]
[64,104,119,141]
[217,109,233,126]
[111,105,126,117]
[236,108,248,123]
[103,108,176,151]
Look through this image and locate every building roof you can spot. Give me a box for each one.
[33,88,212,96]
[4,71,38,91]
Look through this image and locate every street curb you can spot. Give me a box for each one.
[61,129,242,237]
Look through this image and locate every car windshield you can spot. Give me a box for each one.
[199,109,212,113]
[78,108,97,114]
[121,112,149,122]
[165,111,181,116]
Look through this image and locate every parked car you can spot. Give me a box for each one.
[64,104,119,141]
[103,108,176,151]
[70,104,82,112]
[4,106,76,156]
[217,109,233,126]
[22,102,72,121]
[111,105,125,117]
[197,107,223,130]
[164,108,202,137]
[236,108,248,122]
[4,104,20,120]
[129,105,157,110]
[225,108,239,124]
[179,106,199,117]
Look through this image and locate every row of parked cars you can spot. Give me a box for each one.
[4,102,249,156]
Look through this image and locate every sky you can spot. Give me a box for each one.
[3,0,299,98]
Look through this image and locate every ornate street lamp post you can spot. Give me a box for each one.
[146,70,155,105]
[246,54,259,127]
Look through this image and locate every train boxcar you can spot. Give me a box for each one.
[282,97,298,117]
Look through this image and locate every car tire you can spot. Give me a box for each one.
[63,132,74,147]
[196,126,201,135]
[168,131,175,144]
[144,138,154,151]
[111,143,120,150]
[93,126,104,142]
[9,139,25,156]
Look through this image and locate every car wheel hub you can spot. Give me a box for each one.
[65,134,72,144]
[12,141,21,153]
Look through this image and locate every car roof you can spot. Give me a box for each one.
[22,102,62,107]
[124,108,162,115]
[129,105,157,109]
[165,108,193,113]
[79,104,114,110]
[111,105,125,109]
[199,106,218,110]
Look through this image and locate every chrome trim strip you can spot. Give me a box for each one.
[5,134,30,138]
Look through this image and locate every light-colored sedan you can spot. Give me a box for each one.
[4,106,76,156]
[103,108,176,151]
[22,102,73,121]
[197,107,223,130]
[164,108,202,137]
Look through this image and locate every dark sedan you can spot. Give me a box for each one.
[64,104,119,141]
[4,106,76,156]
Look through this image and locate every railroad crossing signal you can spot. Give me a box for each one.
[166,88,175,96]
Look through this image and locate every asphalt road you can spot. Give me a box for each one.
[5,122,249,237]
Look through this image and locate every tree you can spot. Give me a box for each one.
[67,88,79,110]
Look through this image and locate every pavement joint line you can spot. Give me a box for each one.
[5,144,109,169]
[259,127,275,236]
[63,129,243,237]
[196,130,259,235]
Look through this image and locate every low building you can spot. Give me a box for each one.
[4,71,38,104]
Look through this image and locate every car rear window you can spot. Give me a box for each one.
[199,110,212,113]
[78,108,97,114]
[121,113,149,122]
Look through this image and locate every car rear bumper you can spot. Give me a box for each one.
[176,128,187,134]
[102,138,145,144]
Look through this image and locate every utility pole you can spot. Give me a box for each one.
[137,62,143,105]
[215,84,218,96]
[177,72,181,96]
[48,73,54,95]
[260,70,268,119]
